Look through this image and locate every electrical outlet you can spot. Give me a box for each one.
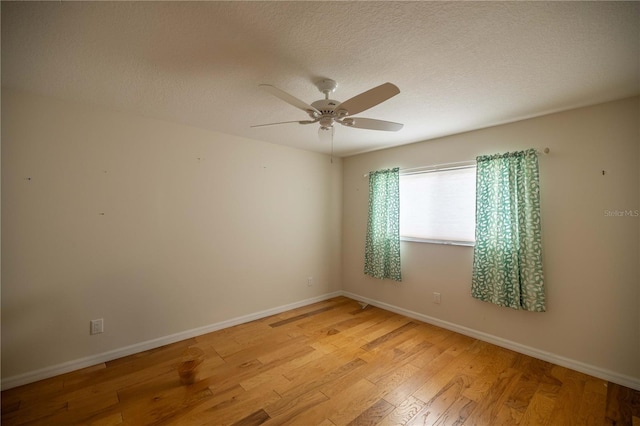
[433,292,441,304]
[307,276,313,287]
[90,318,104,335]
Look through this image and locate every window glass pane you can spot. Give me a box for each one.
[399,167,476,242]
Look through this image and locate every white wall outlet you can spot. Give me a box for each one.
[90,318,104,335]
[307,276,313,287]
[433,292,441,304]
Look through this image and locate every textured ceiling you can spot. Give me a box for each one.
[2,1,639,157]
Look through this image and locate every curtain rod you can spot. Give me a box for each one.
[363,147,550,177]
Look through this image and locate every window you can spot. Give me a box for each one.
[399,166,476,245]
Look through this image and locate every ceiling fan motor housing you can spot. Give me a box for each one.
[311,99,343,128]
[311,99,339,115]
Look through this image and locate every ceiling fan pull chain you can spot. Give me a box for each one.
[331,133,334,164]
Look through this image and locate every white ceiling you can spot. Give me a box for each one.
[2,1,639,157]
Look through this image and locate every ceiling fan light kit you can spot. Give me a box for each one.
[252,79,404,142]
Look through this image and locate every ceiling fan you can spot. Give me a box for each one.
[251,79,403,144]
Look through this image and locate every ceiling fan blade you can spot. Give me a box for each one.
[251,120,315,128]
[342,117,403,132]
[259,84,320,115]
[335,82,400,116]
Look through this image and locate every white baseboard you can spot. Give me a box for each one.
[4,290,639,392]
[0,291,342,391]
[342,291,640,391]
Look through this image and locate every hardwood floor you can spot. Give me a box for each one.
[2,296,639,425]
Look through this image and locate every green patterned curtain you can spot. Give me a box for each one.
[364,168,402,281]
[472,149,545,311]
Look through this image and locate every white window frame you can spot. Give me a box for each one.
[399,164,476,247]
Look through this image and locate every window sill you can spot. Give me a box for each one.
[400,237,475,247]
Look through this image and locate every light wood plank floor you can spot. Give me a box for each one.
[2,297,639,425]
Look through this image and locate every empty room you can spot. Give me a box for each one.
[1,1,639,425]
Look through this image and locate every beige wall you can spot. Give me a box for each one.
[2,90,638,385]
[1,90,342,379]
[342,97,640,380]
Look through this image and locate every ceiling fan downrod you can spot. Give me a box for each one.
[310,79,341,129]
